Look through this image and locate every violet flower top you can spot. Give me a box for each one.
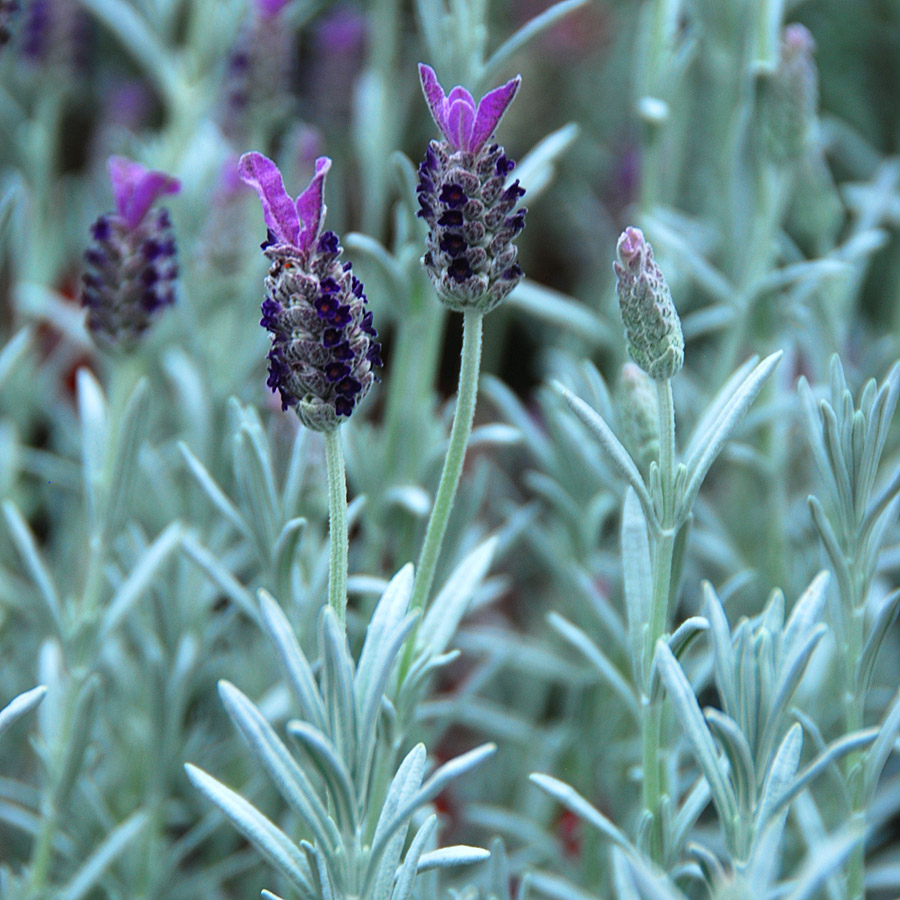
[239,152,380,430]
[416,64,526,314]
[419,64,521,155]
[80,156,181,350]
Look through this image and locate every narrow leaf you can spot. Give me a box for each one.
[680,352,781,517]
[0,686,47,740]
[417,846,491,871]
[184,764,317,896]
[655,642,738,835]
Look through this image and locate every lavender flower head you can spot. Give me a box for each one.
[239,152,380,431]
[416,64,526,314]
[614,227,683,381]
[80,156,180,351]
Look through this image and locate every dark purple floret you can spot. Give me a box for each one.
[91,217,111,240]
[448,258,473,282]
[260,228,277,250]
[332,341,354,360]
[438,209,463,227]
[317,230,340,254]
[336,375,361,396]
[324,361,350,382]
[320,276,340,294]
[260,297,281,328]
[335,396,354,416]
[502,180,525,202]
[323,327,341,347]
[439,184,467,208]
[315,294,338,318]
[440,233,467,257]
[330,305,351,328]
[360,311,376,335]
[496,155,515,175]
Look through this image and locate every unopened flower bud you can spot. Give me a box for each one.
[758,24,818,162]
[416,64,526,314]
[80,157,180,351]
[617,362,659,471]
[614,227,683,381]
[240,153,381,431]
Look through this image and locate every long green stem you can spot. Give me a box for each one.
[641,378,677,862]
[410,308,484,615]
[325,428,348,627]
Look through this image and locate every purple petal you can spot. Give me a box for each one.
[418,63,449,140]
[446,96,476,152]
[108,156,146,220]
[295,156,332,253]
[255,0,290,17]
[470,75,521,153]
[239,151,301,247]
[108,156,180,230]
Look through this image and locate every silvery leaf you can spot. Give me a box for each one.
[622,487,652,676]
[417,846,491,871]
[547,612,639,720]
[258,590,325,729]
[178,441,252,540]
[679,352,781,520]
[655,641,738,841]
[507,277,612,347]
[391,816,438,900]
[287,720,357,834]
[418,537,496,656]
[184,764,317,898]
[858,587,900,694]
[100,521,183,638]
[58,811,148,900]
[0,327,32,391]
[554,381,655,525]
[2,499,61,629]
[320,607,358,766]
[0,685,46,741]
[232,418,280,561]
[76,367,108,527]
[529,773,631,850]
[180,532,256,619]
[704,709,754,812]
[864,685,900,799]
[218,681,339,853]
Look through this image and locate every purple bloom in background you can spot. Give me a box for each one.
[239,152,380,431]
[20,0,90,71]
[416,64,526,314]
[221,0,293,141]
[80,156,180,350]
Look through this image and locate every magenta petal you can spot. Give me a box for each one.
[418,63,450,140]
[123,170,180,230]
[239,151,301,247]
[295,156,332,252]
[470,75,521,153]
[446,96,476,152]
[108,156,147,221]
[255,0,290,17]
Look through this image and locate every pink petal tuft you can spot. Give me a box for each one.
[238,151,301,247]
[419,63,449,140]
[295,156,332,253]
[470,75,521,153]
[108,156,180,230]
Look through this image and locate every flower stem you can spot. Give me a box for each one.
[325,428,348,627]
[641,378,677,861]
[410,308,484,616]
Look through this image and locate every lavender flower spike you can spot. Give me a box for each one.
[80,156,181,350]
[417,64,526,314]
[239,152,380,431]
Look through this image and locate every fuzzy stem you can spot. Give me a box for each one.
[641,378,677,861]
[410,308,484,615]
[325,428,349,627]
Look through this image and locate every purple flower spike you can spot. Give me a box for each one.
[108,156,180,231]
[239,152,332,255]
[418,63,521,154]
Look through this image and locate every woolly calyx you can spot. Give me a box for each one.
[80,157,181,351]
[239,152,380,430]
[416,65,526,314]
[614,227,683,381]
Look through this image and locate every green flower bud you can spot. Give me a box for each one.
[758,24,818,162]
[617,362,659,471]
[614,227,683,381]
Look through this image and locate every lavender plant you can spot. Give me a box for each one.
[3,2,900,900]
